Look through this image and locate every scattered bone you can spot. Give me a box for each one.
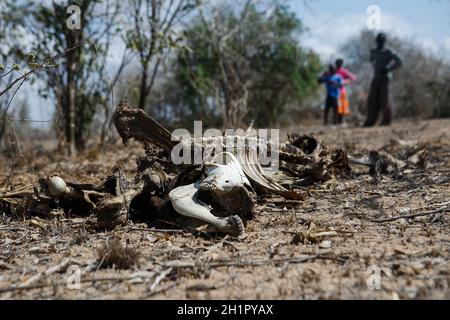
[349,147,427,175]
[0,102,379,235]
[46,176,70,196]
[0,101,435,237]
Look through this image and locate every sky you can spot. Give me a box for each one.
[289,0,450,61]
[10,0,450,125]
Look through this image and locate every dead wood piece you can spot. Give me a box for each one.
[290,221,341,244]
[149,268,173,291]
[370,205,449,223]
[113,99,176,154]
[161,252,339,269]
[0,274,163,295]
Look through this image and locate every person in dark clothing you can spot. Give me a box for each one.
[318,65,343,125]
[363,32,402,127]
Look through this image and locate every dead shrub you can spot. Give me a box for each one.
[97,238,139,269]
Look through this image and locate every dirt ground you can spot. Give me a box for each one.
[0,119,449,299]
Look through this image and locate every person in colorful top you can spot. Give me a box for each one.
[363,32,402,127]
[335,58,356,124]
[318,64,343,125]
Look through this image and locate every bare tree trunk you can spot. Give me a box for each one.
[67,64,77,156]
[138,69,149,109]
[100,102,109,146]
[65,29,80,156]
[0,117,6,147]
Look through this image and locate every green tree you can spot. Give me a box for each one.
[3,0,127,154]
[169,2,321,128]
[0,1,29,147]
[123,0,197,111]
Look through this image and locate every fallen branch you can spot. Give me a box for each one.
[144,281,180,299]
[149,267,173,291]
[0,282,51,294]
[113,100,176,154]
[125,227,188,234]
[161,252,343,269]
[0,274,162,294]
[370,206,449,223]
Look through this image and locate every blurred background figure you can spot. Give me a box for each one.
[318,65,343,126]
[363,32,402,127]
[335,58,356,125]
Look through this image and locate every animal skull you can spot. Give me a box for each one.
[168,152,253,236]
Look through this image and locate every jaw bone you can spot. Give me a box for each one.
[168,152,250,236]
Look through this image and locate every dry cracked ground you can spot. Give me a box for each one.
[0,119,449,299]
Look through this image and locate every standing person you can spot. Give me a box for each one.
[335,58,356,124]
[363,32,402,127]
[318,64,343,125]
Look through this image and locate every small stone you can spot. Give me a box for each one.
[319,240,332,249]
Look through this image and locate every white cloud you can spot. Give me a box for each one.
[300,13,371,61]
[300,11,447,61]
[444,37,450,56]
[380,14,415,37]
[105,38,129,69]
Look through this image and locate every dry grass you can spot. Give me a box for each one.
[0,119,449,299]
[96,238,140,270]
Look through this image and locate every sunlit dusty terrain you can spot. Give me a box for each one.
[0,119,449,299]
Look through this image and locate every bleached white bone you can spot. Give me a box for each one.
[168,152,248,235]
[169,182,228,228]
[201,152,250,192]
